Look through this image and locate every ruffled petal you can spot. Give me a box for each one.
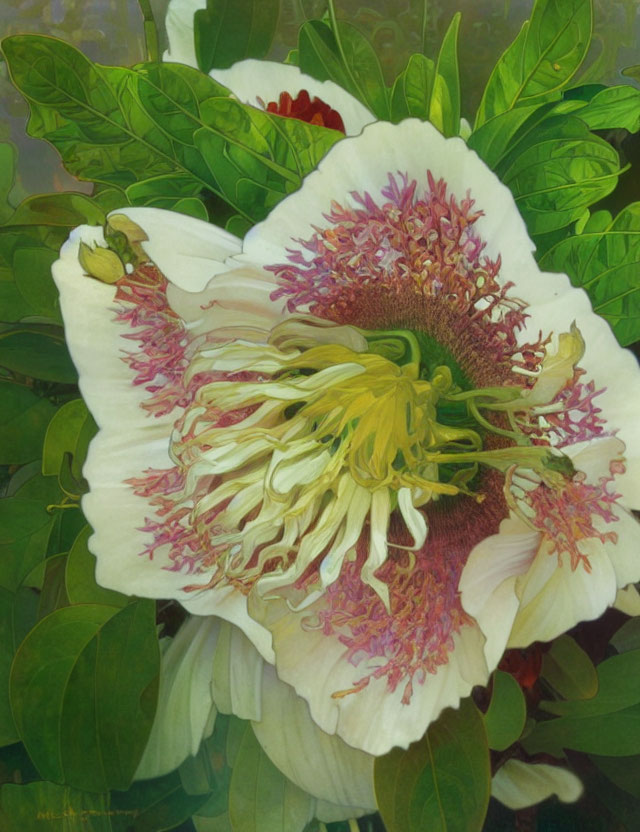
[251,664,376,809]
[492,760,583,810]
[459,515,541,669]
[508,537,617,647]
[210,59,374,136]
[249,592,488,756]
[135,615,218,780]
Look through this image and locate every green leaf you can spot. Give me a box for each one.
[65,526,128,608]
[0,326,77,383]
[0,144,17,224]
[483,670,527,751]
[11,247,61,321]
[0,781,112,832]
[36,553,70,620]
[0,225,67,322]
[194,0,279,73]
[126,174,209,219]
[0,382,58,464]
[10,601,160,791]
[540,635,598,701]
[523,703,640,757]
[430,13,461,137]
[374,698,491,832]
[228,722,313,832]
[467,102,555,170]
[1,36,177,189]
[0,495,54,592]
[390,54,435,123]
[2,38,340,226]
[5,192,105,228]
[526,652,640,757]
[591,754,640,799]
[475,0,593,127]
[110,771,211,832]
[610,617,640,654]
[540,650,640,718]
[0,588,30,746]
[539,202,640,345]
[42,399,96,480]
[559,85,640,132]
[497,114,621,236]
[298,20,388,119]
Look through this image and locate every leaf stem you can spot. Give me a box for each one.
[137,0,160,63]
[326,0,361,96]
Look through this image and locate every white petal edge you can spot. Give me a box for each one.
[210,59,375,136]
[53,224,274,659]
[251,663,377,809]
[508,537,618,648]
[492,760,583,810]
[459,514,541,670]
[249,591,489,756]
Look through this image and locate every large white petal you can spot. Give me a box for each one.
[508,537,618,647]
[210,620,263,720]
[459,514,541,670]
[249,592,489,756]
[251,664,376,809]
[210,59,374,136]
[239,120,536,283]
[135,615,219,780]
[53,224,274,659]
[492,760,583,810]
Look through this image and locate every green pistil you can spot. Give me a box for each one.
[360,327,574,486]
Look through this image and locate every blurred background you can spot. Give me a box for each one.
[1,0,640,200]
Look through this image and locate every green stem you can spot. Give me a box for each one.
[468,400,526,443]
[326,0,361,96]
[138,0,160,63]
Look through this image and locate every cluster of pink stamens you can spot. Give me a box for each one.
[114,265,191,417]
[517,369,609,447]
[525,462,623,570]
[269,172,542,379]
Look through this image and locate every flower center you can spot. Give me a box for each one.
[263,89,346,133]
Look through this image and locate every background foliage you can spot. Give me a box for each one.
[1,0,640,830]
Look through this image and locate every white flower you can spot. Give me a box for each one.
[163,0,374,136]
[53,120,640,764]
